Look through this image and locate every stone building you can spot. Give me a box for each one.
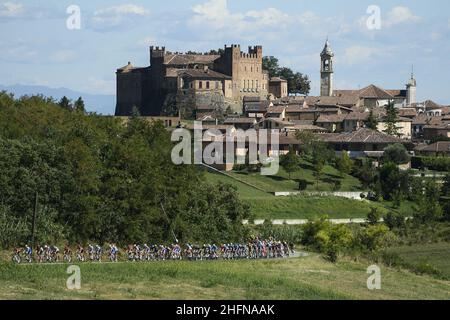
[116,45,269,116]
[269,77,288,99]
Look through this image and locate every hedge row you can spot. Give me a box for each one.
[411,156,450,171]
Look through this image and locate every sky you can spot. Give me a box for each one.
[0,0,449,105]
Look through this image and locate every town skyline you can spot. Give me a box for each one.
[1,0,449,113]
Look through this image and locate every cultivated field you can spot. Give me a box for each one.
[1,253,449,300]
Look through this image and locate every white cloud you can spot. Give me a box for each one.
[341,45,384,65]
[0,2,24,18]
[388,6,420,25]
[187,0,345,41]
[90,4,150,31]
[0,39,37,62]
[189,0,289,34]
[357,6,421,32]
[386,6,421,26]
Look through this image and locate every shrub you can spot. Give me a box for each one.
[411,156,450,171]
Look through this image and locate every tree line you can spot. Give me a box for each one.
[0,92,251,248]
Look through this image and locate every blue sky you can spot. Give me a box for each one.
[1,0,449,106]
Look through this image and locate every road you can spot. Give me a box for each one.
[243,218,377,225]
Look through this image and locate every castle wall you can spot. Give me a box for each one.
[116,71,144,115]
[116,44,270,117]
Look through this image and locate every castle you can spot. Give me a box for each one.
[115,45,280,116]
[115,40,417,117]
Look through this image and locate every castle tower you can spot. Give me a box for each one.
[320,39,334,97]
[406,67,417,105]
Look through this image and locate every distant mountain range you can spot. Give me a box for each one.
[0,84,116,115]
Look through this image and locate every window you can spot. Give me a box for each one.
[199,81,203,89]
[206,81,210,89]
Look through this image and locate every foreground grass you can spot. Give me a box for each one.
[386,243,450,279]
[1,254,449,300]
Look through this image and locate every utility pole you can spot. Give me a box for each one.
[31,191,38,248]
[160,202,179,243]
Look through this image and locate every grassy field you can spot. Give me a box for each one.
[204,170,415,219]
[386,243,450,279]
[228,160,363,193]
[1,253,449,300]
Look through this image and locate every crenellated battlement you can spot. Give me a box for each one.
[150,46,166,58]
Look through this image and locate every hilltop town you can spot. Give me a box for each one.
[116,40,450,161]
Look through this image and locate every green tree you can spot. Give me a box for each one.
[354,159,377,189]
[73,97,86,113]
[413,180,443,224]
[358,224,394,252]
[336,151,353,176]
[58,96,72,110]
[262,56,311,95]
[262,56,280,77]
[384,211,406,230]
[367,207,383,225]
[280,148,300,180]
[311,141,333,190]
[383,144,410,165]
[441,174,450,197]
[378,163,411,201]
[365,109,379,130]
[295,131,320,158]
[383,100,400,137]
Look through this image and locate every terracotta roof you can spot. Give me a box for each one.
[412,115,429,125]
[358,85,393,99]
[312,95,360,107]
[412,116,445,126]
[441,106,450,115]
[320,128,406,144]
[385,89,407,98]
[285,124,328,132]
[316,114,346,123]
[266,106,286,114]
[224,117,257,124]
[165,54,220,66]
[285,105,305,113]
[117,62,149,73]
[398,108,417,118]
[415,141,450,153]
[344,112,369,121]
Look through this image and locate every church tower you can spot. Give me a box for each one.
[320,39,334,97]
[406,67,417,105]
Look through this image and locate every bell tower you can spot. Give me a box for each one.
[320,39,334,97]
[406,66,417,105]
